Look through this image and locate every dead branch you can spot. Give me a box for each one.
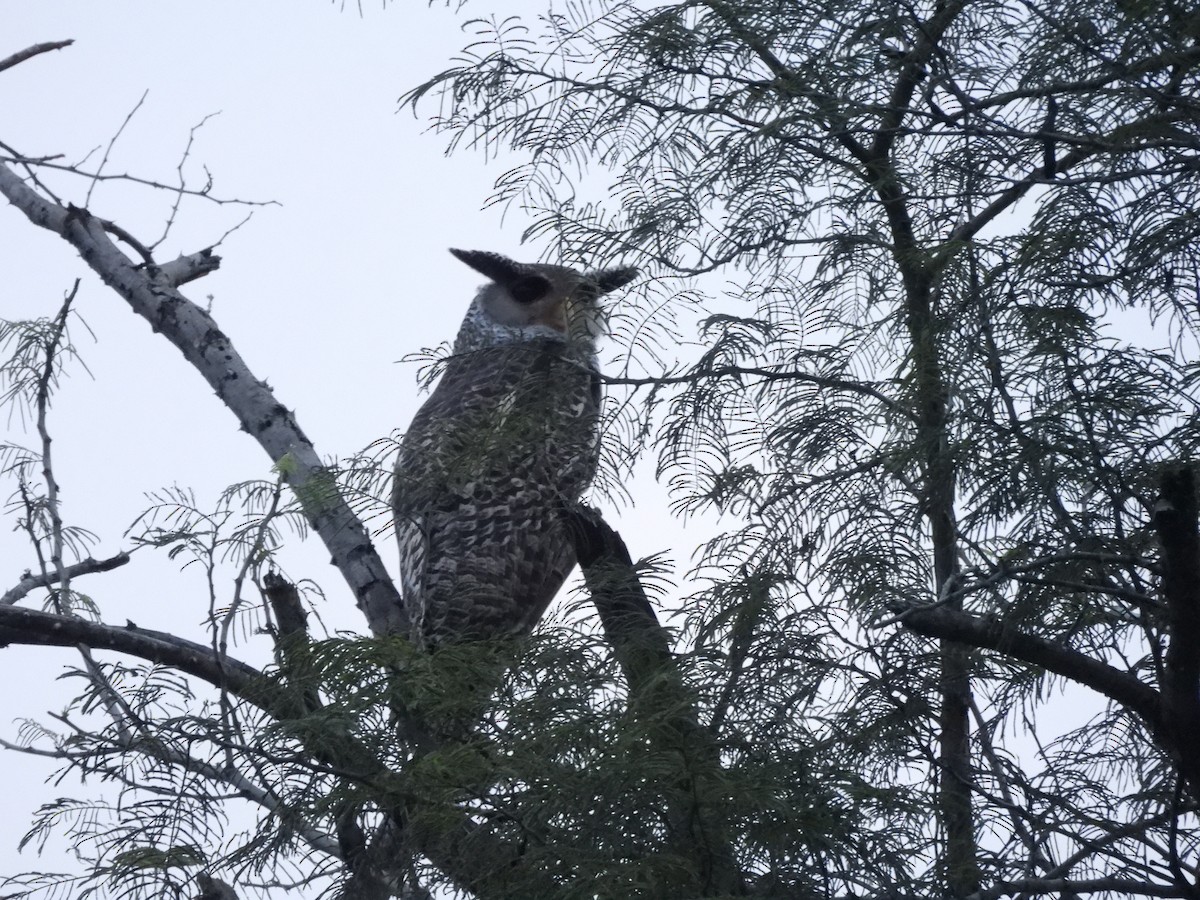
[153,249,222,287]
[0,161,408,636]
[1,543,129,608]
[0,603,272,705]
[0,40,74,75]
[85,89,147,207]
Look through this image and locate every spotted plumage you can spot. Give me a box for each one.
[393,249,638,646]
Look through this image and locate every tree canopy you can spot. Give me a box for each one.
[413,0,1200,894]
[2,1,1200,898]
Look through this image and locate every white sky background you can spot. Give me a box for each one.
[0,2,695,894]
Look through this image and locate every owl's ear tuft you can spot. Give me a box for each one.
[509,274,552,304]
[590,266,640,295]
[450,248,524,286]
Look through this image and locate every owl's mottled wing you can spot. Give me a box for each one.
[393,338,599,645]
[395,472,580,643]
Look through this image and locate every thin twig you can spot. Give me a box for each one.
[155,111,221,250]
[15,476,53,594]
[968,696,1055,874]
[221,478,283,661]
[71,645,138,745]
[0,140,66,205]
[86,90,148,207]
[603,364,908,418]
[100,217,155,264]
[35,283,78,609]
[0,152,278,208]
[211,211,255,250]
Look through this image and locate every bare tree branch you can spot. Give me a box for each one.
[155,249,222,287]
[1,551,131,606]
[34,285,76,613]
[0,604,271,706]
[899,604,1165,735]
[0,161,408,636]
[0,40,74,75]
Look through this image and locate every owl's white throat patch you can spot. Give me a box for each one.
[456,297,580,353]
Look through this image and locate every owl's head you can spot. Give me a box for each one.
[450,248,638,349]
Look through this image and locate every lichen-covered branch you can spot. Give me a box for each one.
[0,161,407,636]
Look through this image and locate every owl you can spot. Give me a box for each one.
[393,248,638,647]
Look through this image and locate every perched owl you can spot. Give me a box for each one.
[393,249,638,647]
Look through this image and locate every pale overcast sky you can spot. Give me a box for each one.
[0,3,691,895]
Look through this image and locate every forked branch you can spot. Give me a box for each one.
[0,161,407,636]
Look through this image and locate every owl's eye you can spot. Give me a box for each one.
[509,274,551,304]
